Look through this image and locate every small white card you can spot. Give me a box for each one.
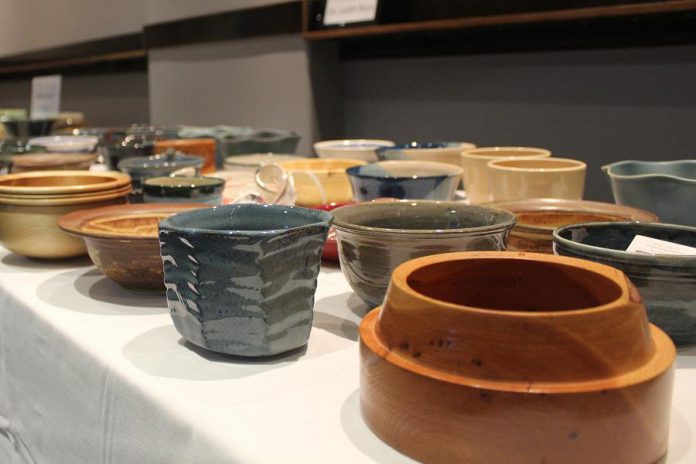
[626,235,696,256]
[30,75,62,119]
[323,0,378,26]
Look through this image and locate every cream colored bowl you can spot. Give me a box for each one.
[276,158,366,206]
[488,157,586,202]
[460,147,551,203]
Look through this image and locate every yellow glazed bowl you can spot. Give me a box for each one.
[276,158,366,206]
[488,157,586,202]
[460,147,551,203]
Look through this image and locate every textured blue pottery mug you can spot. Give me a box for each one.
[346,160,463,201]
[159,204,332,356]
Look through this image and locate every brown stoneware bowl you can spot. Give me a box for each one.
[360,251,675,464]
[58,203,211,289]
[488,198,659,253]
[9,153,97,173]
[0,171,132,259]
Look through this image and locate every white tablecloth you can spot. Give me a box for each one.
[0,246,694,464]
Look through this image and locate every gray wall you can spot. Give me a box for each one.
[342,44,696,201]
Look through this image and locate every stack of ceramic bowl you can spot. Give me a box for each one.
[0,170,131,259]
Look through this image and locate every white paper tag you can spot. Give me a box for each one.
[626,235,696,256]
[323,0,378,26]
[30,75,62,119]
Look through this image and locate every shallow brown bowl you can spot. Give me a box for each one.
[58,203,211,289]
[0,170,130,196]
[487,198,659,253]
[10,153,97,173]
[360,251,675,464]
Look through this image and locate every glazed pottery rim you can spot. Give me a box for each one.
[602,159,696,184]
[366,250,675,393]
[142,176,225,189]
[159,204,333,236]
[376,141,476,155]
[487,157,586,172]
[0,186,131,206]
[460,146,552,158]
[331,200,516,236]
[553,221,696,265]
[346,161,464,180]
[58,203,211,240]
[486,198,659,235]
[314,139,395,150]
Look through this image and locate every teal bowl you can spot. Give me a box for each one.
[553,221,696,345]
[603,160,696,226]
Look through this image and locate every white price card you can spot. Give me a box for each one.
[626,235,696,256]
[30,75,62,119]
[323,0,378,26]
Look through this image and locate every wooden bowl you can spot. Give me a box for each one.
[360,251,675,464]
[58,203,211,289]
[488,198,659,253]
[9,153,97,173]
[0,170,131,196]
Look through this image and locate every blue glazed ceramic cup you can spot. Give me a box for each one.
[553,221,696,345]
[346,160,463,201]
[159,204,332,356]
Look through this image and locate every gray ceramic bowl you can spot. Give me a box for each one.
[603,160,696,226]
[159,204,332,356]
[142,176,225,205]
[331,200,516,306]
[118,151,204,192]
[553,221,696,345]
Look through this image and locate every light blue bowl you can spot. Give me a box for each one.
[603,160,696,226]
[159,204,332,357]
[346,160,463,201]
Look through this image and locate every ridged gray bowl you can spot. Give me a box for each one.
[159,204,332,356]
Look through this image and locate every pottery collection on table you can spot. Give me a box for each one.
[1,117,693,464]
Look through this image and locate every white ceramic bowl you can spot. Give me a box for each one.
[28,135,98,153]
[314,139,395,162]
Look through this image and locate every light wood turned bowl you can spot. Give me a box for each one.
[360,251,675,464]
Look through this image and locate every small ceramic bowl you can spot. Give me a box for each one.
[376,141,476,167]
[553,221,696,344]
[311,201,354,262]
[488,157,586,201]
[159,204,332,356]
[603,160,696,226]
[9,153,97,173]
[276,158,366,206]
[360,251,674,464]
[488,198,659,253]
[28,135,98,153]
[0,171,132,259]
[154,139,217,174]
[118,151,204,192]
[460,146,552,203]
[142,176,225,205]
[314,139,395,162]
[331,200,516,306]
[346,160,463,201]
[1,118,56,138]
[58,203,210,290]
[223,129,301,159]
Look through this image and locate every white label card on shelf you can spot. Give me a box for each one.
[625,235,696,256]
[323,0,378,26]
[30,75,62,119]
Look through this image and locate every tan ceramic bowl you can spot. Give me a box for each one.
[59,203,211,289]
[488,198,660,253]
[360,251,675,464]
[460,147,551,203]
[0,170,132,258]
[9,153,98,173]
[488,157,586,201]
[276,158,366,206]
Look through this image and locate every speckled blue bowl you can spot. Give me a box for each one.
[346,160,463,201]
[553,221,696,345]
[159,204,332,356]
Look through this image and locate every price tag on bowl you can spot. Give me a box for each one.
[626,235,696,256]
[323,0,378,26]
